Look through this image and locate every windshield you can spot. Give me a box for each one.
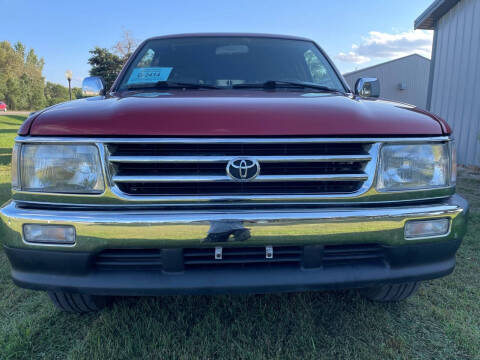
[117,37,345,92]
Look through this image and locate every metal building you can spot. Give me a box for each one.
[343,54,431,109]
[416,0,480,166]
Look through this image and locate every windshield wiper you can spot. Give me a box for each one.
[126,81,219,90]
[232,80,342,93]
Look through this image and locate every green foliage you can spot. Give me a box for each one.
[72,87,83,100]
[44,82,71,106]
[0,41,46,110]
[88,47,124,90]
[44,83,84,106]
[0,41,81,111]
[0,40,120,111]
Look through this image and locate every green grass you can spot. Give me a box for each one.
[0,114,479,360]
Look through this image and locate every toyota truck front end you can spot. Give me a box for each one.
[0,34,468,312]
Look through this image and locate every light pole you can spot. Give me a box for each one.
[65,70,73,100]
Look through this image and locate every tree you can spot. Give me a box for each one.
[113,29,139,63]
[72,87,83,100]
[44,83,83,106]
[5,77,21,109]
[44,82,70,106]
[0,41,45,110]
[86,30,139,92]
[87,47,124,90]
[0,41,79,110]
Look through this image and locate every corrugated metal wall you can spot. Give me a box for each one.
[343,55,430,109]
[430,0,480,166]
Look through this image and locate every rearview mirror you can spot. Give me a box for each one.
[82,76,105,97]
[354,78,380,98]
[216,45,249,55]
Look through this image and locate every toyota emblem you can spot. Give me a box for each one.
[226,157,260,182]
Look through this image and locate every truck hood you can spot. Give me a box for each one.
[24,91,448,136]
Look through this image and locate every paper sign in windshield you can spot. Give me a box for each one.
[127,67,173,84]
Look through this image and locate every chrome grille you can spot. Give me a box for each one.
[105,139,379,199]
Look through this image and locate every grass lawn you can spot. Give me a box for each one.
[0,114,479,360]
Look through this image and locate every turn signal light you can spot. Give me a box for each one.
[405,219,450,239]
[23,224,76,245]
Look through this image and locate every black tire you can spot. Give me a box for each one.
[360,282,420,302]
[48,291,111,313]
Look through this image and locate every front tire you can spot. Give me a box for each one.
[360,282,420,302]
[48,291,111,313]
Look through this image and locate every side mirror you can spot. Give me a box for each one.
[82,76,105,97]
[354,78,380,98]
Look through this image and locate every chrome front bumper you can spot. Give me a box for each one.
[0,195,468,252]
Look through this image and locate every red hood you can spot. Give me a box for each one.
[23,91,448,136]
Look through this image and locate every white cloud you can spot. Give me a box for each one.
[336,30,433,64]
[336,51,370,64]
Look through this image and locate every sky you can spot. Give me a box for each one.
[0,0,434,87]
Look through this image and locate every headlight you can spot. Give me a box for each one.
[18,144,105,194]
[376,143,452,192]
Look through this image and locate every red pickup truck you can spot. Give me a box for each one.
[0,34,468,313]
